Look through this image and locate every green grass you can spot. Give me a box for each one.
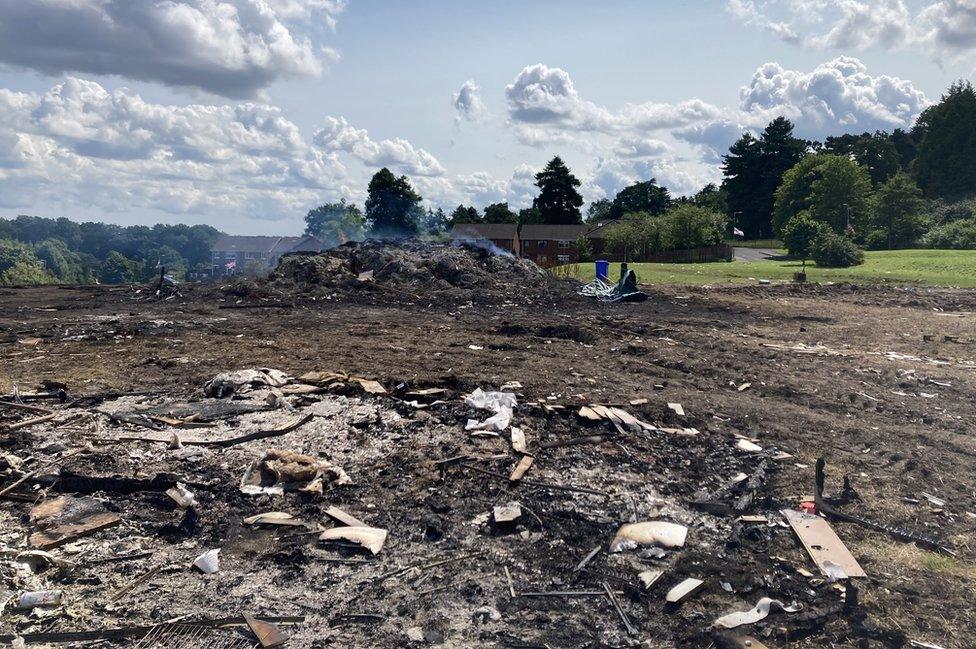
[561,249,976,288]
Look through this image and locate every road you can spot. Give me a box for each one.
[733,247,779,261]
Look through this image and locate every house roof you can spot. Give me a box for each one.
[519,224,590,241]
[282,235,325,254]
[450,223,518,240]
[212,235,303,253]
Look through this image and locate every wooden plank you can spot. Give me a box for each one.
[324,506,368,528]
[508,455,534,482]
[782,509,866,578]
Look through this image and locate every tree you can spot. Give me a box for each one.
[304,200,365,246]
[450,205,481,224]
[660,205,727,251]
[419,207,449,235]
[365,168,423,238]
[585,199,612,223]
[99,251,139,284]
[915,82,976,199]
[574,236,594,262]
[483,202,518,224]
[691,183,728,214]
[871,172,927,249]
[723,117,807,239]
[822,131,901,186]
[782,213,830,267]
[0,239,39,274]
[518,206,542,225]
[609,179,671,220]
[533,156,583,224]
[0,260,55,286]
[773,154,872,235]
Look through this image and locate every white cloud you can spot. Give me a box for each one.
[729,0,976,65]
[313,116,446,177]
[0,77,345,219]
[0,1,345,98]
[615,137,672,158]
[738,57,928,138]
[504,64,722,144]
[453,80,489,123]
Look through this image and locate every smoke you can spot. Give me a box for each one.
[453,237,514,258]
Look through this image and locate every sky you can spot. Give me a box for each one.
[0,0,972,235]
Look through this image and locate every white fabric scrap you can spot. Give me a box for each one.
[464,388,516,432]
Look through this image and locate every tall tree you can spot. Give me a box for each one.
[449,205,481,224]
[723,118,807,239]
[585,198,612,223]
[773,154,872,235]
[872,172,927,249]
[304,200,365,246]
[483,202,518,224]
[822,132,901,186]
[609,179,671,219]
[533,156,584,224]
[365,168,423,238]
[914,81,976,199]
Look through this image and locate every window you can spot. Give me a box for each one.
[538,255,548,264]
[557,254,570,263]
[558,240,570,249]
[537,240,547,248]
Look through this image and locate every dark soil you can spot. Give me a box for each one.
[1,270,974,648]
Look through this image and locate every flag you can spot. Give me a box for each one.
[733,227,744,237]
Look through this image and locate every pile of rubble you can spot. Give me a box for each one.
[224,240,574,306]
[0,364,956,647]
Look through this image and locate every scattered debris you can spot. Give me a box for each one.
[193,549,220,574]
[240,449,351,495]
[713,597,802,629]
[782,509,866,578]
[319,525,388,555]
[665,578,704,603]
[202,368,289,398]
[29,495,121,550]
[610,521,688,552]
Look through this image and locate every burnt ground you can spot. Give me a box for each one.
[1,278,975,648]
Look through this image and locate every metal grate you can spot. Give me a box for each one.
[133,623,258,649]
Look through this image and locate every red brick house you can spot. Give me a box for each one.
[210,234,325,276]
[449,223,520,256]
[519,224,597,267]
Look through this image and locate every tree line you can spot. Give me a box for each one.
[0,217,219,285]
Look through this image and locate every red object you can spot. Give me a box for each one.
[797,501,816,514]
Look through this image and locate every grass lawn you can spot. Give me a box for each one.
[559,249,976,288]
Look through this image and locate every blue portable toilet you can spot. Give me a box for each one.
[595,260,610,282]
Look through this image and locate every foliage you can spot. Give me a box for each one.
[585,198,612,223]
[609,179,670,220]
[915,81,976,199]
[782,213,830,261]
[773,154,872,235]
[689,183,728,214]
[99,251,140,284]
[0,260,56,286]
[518,206,542,225]
[33,238,93,283]
[533,156,583,224]
[870,172,928,249]
[723,117,808,239]
[660,205,727,250]
[574,236,594,262]
[483,202,518,224]
[920,219,976,249]
[365,168,423,237]
[820,131,902,185]
[419,207,449,236]
[450,204,481,224]
[810,231,864,268]
[304,200,365,246]
[0,238,39,274]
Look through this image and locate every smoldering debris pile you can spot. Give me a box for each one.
[225,240,574,305]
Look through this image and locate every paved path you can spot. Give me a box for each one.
[734,247,779,261]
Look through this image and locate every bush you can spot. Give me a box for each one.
[921,219,976,249]
[574,236,594,262]
[811,231,865,268]
[782,212,830,259]
[660,204,726,250]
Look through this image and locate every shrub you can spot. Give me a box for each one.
[921,219,976,249]
[660,204,726,250]
[782,212,830,260]
[574,235,594,262]
[811,231,865,268]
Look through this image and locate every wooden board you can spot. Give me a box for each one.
[782,509,866,578]
[509,455,534,482]
[30,496,121,550]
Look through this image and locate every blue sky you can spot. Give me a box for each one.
[0,0,970,234]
